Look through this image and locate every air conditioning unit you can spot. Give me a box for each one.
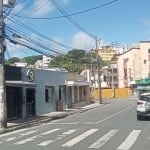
[3,0,16,8]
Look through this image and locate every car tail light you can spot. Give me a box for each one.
[137,101,144,105]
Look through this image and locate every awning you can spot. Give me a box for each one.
[66,81,90,86]
[6,80,36,87]
[136,86,150,91]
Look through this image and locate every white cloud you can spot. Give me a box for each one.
[53,36,63,44]
[31,0,54,17]
[61,0,70,4]
[14,3,24,13]
[142,18,150,27]
[71,32,95,50]
[5,39,26,58]
[5,38,39,58]
[30,0,70,17]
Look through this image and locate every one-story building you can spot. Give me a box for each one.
[5,65,68,120]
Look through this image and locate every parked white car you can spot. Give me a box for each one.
[137,93,150,120]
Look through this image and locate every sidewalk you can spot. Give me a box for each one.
[1,101,102,134]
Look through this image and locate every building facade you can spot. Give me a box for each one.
[91,46,117,61]
[66,73,91,108]
[5,65,91,120]
[117,41,150,88]
[5,65,68,120]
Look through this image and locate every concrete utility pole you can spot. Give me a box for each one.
[95,37,102,104]
[111,66,115,98]
[0,0,7,129]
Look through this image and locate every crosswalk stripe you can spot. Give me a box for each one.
[5,137,17,142]
[41,128,60,135]
[117,130,141,150]
[62,129,76,135]
[38,140,54,146]
[20,130,38,136]
[62,129,98,147]
[4,130,38,142]
[0,129,28,138]
[89,129,119,149]
[13,128,60,145]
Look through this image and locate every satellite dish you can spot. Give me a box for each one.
[3,0,16,8]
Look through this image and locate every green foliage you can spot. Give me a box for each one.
[6,55,43,65]
[6,49,109,73]
[49,49,110,73]
[6,57,20,64]
[23,55,42,65]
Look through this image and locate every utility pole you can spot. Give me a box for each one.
[111,66,115,98]
[96,37,102,104]
[0,0,7,129]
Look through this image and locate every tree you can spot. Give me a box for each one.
[49,49,86,73]
[6,57,20,64]
[23,55,42,65]
[49,49,110,73]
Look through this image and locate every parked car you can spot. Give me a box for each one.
[137,93,150,120]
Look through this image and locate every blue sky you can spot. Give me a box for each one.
[4,0,150,58]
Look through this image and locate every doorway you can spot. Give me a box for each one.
[6,86,22,120]
[26,88,36,117]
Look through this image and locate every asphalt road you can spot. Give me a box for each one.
[0,99,150,150]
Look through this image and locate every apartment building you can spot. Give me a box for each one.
[117,41,150,88]
[93,46,117,61]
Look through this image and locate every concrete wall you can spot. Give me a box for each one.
[93,88,131,99]
[139,41,150,79]
[117,41,150,88]
[117,48,140,88]
[34,69,67,115]
[21,67,67,115]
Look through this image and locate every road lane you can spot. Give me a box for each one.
[0,99,149,150]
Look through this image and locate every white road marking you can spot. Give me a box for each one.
[41,128,60,135]
[14,135,41,145]
[62,129,98,147]
[96,105,134,124]
[38,129,77,146]
[38,140,54,146]
[5,137,17,142]
[48,122,78,125]
[62,129,76,135]
[117,130,141,150]
[4,130,38,142]
[14,128,60,145]
[57,136,63,140]
[0,129,28,138]
[20,130,38,136]
[89,129,119,149]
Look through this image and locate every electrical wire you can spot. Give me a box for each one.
[5,25,66,55]
[4,0,23,19]
[5,34,54,57]
[24,0,50,17]
[8,0,118,20]
[49,0,96,40]
[5,25,67,54]
[5,14,73,51]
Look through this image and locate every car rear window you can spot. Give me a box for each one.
[140,95,150,101]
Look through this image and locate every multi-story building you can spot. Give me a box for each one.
[91,46,117,61]
[106,61,118,88]
[35,55,52,68]
[117,41,150,88]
